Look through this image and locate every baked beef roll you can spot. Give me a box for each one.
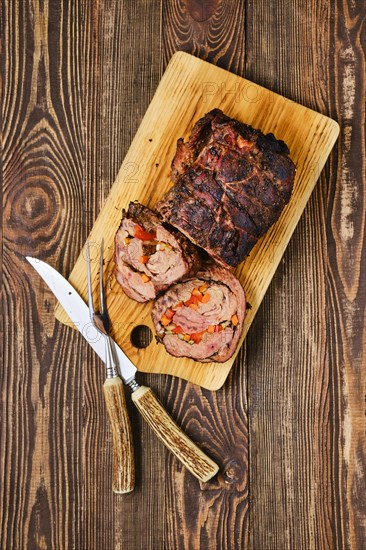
[115,202,200,302]
[156,109,296,268]
[152,266,246,362]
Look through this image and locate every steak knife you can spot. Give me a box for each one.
[26,256,219,487]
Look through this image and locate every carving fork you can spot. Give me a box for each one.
[86,239,135,493]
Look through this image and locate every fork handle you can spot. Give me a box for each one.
[103,377,135,493]
[132,386,219,482]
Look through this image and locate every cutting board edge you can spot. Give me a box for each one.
[173,51,341,137]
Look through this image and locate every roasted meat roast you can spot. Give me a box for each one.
[152,266,246,363]
[156,109,296,268]
[115,202,200,302]
[115,109,296,361]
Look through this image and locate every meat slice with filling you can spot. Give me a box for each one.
[115,202,200,302]
[156,109,296,268]
[152,266,246,362]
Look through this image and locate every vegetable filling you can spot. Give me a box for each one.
[123,224,175,283]
[158,284,239,344]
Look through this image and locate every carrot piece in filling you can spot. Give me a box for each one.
[201,293,211,303]
[161,315,171,326]
[192,288,202,298]
[191,332,203,344]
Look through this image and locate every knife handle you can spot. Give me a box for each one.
[103,377,135,493]
[131,386,219,482]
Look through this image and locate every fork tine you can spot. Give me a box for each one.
[86,240,95,321]
[99,239,111,333]
[99,238,107,316]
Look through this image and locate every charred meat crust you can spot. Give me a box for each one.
[122,201,160,232]
[156,109,296,268]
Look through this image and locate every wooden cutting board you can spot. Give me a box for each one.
[55,51,339,390]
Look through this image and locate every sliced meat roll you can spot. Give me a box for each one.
[152,266,246,363]
[115,202,200,302]
[156,108,296,268]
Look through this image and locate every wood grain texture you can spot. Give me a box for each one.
[162,0,246,74]
[1,1,365,550]
[54,51,339,391]
[2,0,86,548]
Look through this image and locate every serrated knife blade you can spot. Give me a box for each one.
[26,256,136,383]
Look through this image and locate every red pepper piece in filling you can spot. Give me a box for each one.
[190,332,203,344]
[134,224,156,241]
[184,295,200,307]
[165,308,175,320]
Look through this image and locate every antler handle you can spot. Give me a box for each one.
[103,377,135,493]
[132,386,219,482]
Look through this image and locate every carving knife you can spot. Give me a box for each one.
[26,256,219,487]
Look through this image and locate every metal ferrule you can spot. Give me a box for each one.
[128,379,140,392]
[105,335,119,379]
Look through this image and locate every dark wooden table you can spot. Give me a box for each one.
[2,1,365,549]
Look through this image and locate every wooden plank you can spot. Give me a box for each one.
[80,2,165,550]
[54,50,339,391]
[246,0,366,548]
[327,0,366,546]
[1,0,86,548]
[76,1,116,546]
